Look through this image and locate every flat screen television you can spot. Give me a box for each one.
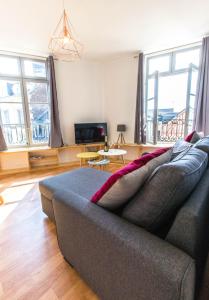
[74,123,107,144]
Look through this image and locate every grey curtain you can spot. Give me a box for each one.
[193,37,209,135]
[134,52,146,144]
[47,56,64,148]
[0,125,7,151]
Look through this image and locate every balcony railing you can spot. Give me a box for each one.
[2,123,50,146]
[147,109,193,143]
[158,110,186,142]
[32,123,50,144]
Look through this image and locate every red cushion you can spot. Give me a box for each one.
[185,131,196,142]
[91,147,171,203]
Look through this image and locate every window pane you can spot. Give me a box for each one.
[187,68,198,135]
[26,82,48,103]
[191,69,198,95]
[29,103,50,144]
[29,103,49,123]
[0,56,19,76]
[31,123,50,144]
[2,124,27,146]
[0,80,22,102]
[0,103,25,124]
[175,48,200,70]
[157,73,188,142]
[146,99,155,142]
[148,55,170,75]
[188,95,195,133]
[23,60,46,78]
[147,78,154,99]
[0,55,50,147]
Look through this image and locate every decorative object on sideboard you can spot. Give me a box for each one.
[116,124,126,144]
[104,135,109,152]
[48,0,83,61]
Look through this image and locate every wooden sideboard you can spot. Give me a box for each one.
[0,143,166,176]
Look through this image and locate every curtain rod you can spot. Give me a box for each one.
[134,40,202,58]
[0,49,48,60]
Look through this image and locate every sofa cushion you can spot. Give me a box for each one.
[191,132,203,143]
[185,131,202,143]
[171,131,203,160]
[91,148,171,210]
[194,136,209,155]
[122,148,208,232]
[39,168,111,201]
[171,140,192,160]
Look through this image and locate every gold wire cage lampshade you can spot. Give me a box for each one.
[49,9,83,61]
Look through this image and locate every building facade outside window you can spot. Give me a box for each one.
[145,45,201,144]
[0,55,50,147]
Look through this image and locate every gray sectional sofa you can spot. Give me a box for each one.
[39,145,209,300]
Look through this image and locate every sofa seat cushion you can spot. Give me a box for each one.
[39,168,111,201]
[122,148,208,232]
[91,148,171,210]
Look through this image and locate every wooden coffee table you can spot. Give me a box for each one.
[77,152,100,166]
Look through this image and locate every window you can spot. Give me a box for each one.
[0,55,50,147]
[145,46,201,144]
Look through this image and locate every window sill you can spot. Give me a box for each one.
[2,145,51,153]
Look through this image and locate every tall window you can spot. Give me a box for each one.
[145,46,201,144]
[0,55,50,147]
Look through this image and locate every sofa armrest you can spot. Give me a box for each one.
[53,189,195,300]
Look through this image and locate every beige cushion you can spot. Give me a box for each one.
[98,149,172,210]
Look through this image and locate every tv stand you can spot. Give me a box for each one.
[0,143,105,176]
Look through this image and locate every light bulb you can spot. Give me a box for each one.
[63,36,69,45]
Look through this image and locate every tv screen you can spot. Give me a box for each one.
[74,123,107,144]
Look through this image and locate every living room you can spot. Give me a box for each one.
[1,1,209,300]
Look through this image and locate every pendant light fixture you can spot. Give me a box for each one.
[48,0,83,61]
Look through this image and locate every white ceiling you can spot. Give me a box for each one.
[0,0,209,60]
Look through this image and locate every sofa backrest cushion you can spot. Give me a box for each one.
[166,167,209,258]
[185,131,202,143]
[171,140,192,160]
[91,148,171,210]
[122,148,208,232]
[194,136,209,156]
[166,168,209,294]
[171,132,204,161]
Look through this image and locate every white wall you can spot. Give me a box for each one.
[55,56,138,145]
[55,60,105,144]
[102,56,138,144]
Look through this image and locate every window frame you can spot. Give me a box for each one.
[146,45,201,78]
[145,45,201,144]
[0,54,50,148]
[173,46,201,72]
[0,55,21,77]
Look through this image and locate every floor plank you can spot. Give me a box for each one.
[0,165,111,300]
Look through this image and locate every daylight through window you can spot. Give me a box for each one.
[145,46,201,144]
[0,55,50,147]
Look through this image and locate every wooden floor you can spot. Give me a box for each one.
[1,164,209,300]
[0,164,119,300]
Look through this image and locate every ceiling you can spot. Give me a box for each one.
[0,0,209,60]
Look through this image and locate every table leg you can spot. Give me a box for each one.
[122,155,125,164]
[80,158,82,167]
